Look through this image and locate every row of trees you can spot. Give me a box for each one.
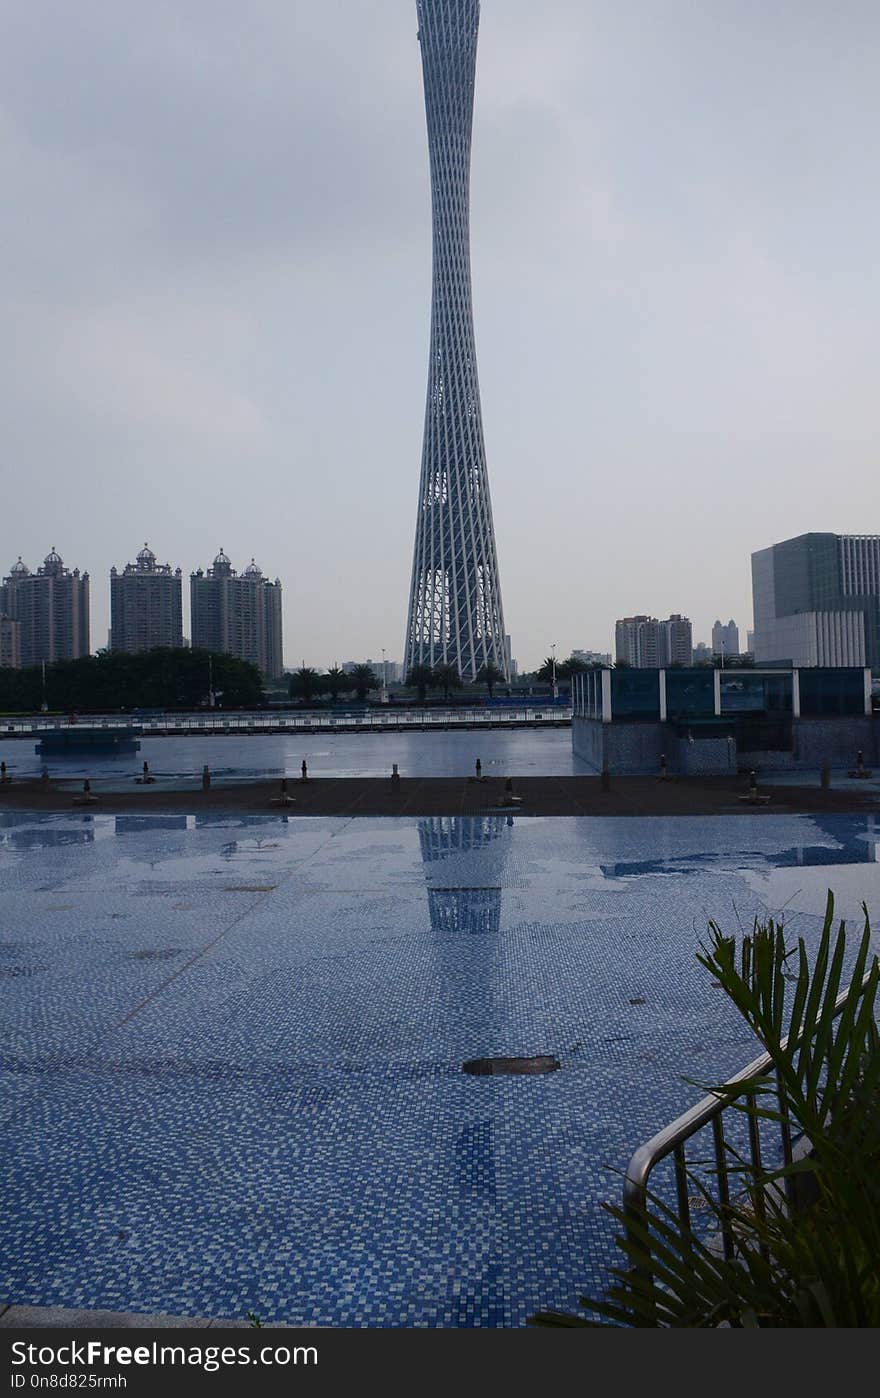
[526,654,758,681]
[288,662,509,704]
[0,648,264,713]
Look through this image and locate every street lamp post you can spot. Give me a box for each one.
[381,648,389,705]
[551,644,558,702]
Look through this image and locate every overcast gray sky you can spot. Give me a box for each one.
[2,0,878,671]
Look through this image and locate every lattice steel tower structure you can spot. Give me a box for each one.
[404,0,508,683]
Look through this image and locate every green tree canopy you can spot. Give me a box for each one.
[432,663,462,701]
[406,664,437,702]
[349,664,379,701]
[289,666,323,704]
[324,665,350,703]
[0,648,264,713]
[475,662,505,698]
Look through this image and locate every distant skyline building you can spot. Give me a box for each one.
[615,615,693,668]
[342,659,402,684]
[571,649,613,667]
[0,614,21,669]
[190,551,284,679]
[110,544,183,655]
[712,619,740,657]
[404,0,508,684]
[1,550,90,666]
[752,533,880,667]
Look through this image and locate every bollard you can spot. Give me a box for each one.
[137,760,156,786]
[75,778,98,806]
[849,748,874,779]
[272,777,294,808]
[475,758,482,780]
[0,760,9,784]
[301,760,308,783]
[659,753,668,781]
[391,763,401,788]
[41,766,50,785]
[601,764,611,793]
[503,775,522,808]
[740,768,769,805]
[202,764,211,791]
[821,764,831,790]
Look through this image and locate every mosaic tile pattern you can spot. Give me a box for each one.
[1,811,878,1326]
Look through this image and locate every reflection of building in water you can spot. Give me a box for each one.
[114,816,191,835]
[0,824,95,850]
[418,815,510,935]
[600,814,880,880]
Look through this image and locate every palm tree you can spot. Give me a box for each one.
[536,656,560,684]
[350,664,378,702]
[289,666,322,704]
[406,664,436,703]
[432,663,462,702]
[475,662,505,699]
[534,894,880,1328]
[324,665,349,704]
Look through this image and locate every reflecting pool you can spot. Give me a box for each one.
[1,812,878,1325]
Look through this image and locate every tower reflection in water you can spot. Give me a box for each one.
[418,815,512,934]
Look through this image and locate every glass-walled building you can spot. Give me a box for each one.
[752,533,880,668]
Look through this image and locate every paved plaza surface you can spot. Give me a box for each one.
[2,809,878,1326]
[1,771,878,819]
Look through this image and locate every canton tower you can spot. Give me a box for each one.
[404,0,508,683]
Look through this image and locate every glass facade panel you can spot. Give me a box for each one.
[611,669,661,720]
[665,670,715,721]
[720,673,792,715]
[798,668,864,717]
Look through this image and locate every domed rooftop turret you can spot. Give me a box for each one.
[212,548,233,576]
[9,556,30,576]
[42,548,64,575]
[243,558,263,579]
[136,543,157,569]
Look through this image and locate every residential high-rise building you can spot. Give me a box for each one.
[0,614,21,669]
[752,533,880,667]
[190,552,284,679]
[666,614,694,666]
[693,642,713,666]
[110,544,183,655]
[404,0,508,684]
[615,615,693,667]
[712,619,740,657]
[1,550,90,666]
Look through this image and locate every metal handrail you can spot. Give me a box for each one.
[623,970,875,1263]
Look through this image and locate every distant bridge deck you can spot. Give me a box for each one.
[1,707,573,740]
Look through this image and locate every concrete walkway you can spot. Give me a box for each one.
[0,773,877,818]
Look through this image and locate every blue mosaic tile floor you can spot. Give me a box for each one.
[1,812,878,1327]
